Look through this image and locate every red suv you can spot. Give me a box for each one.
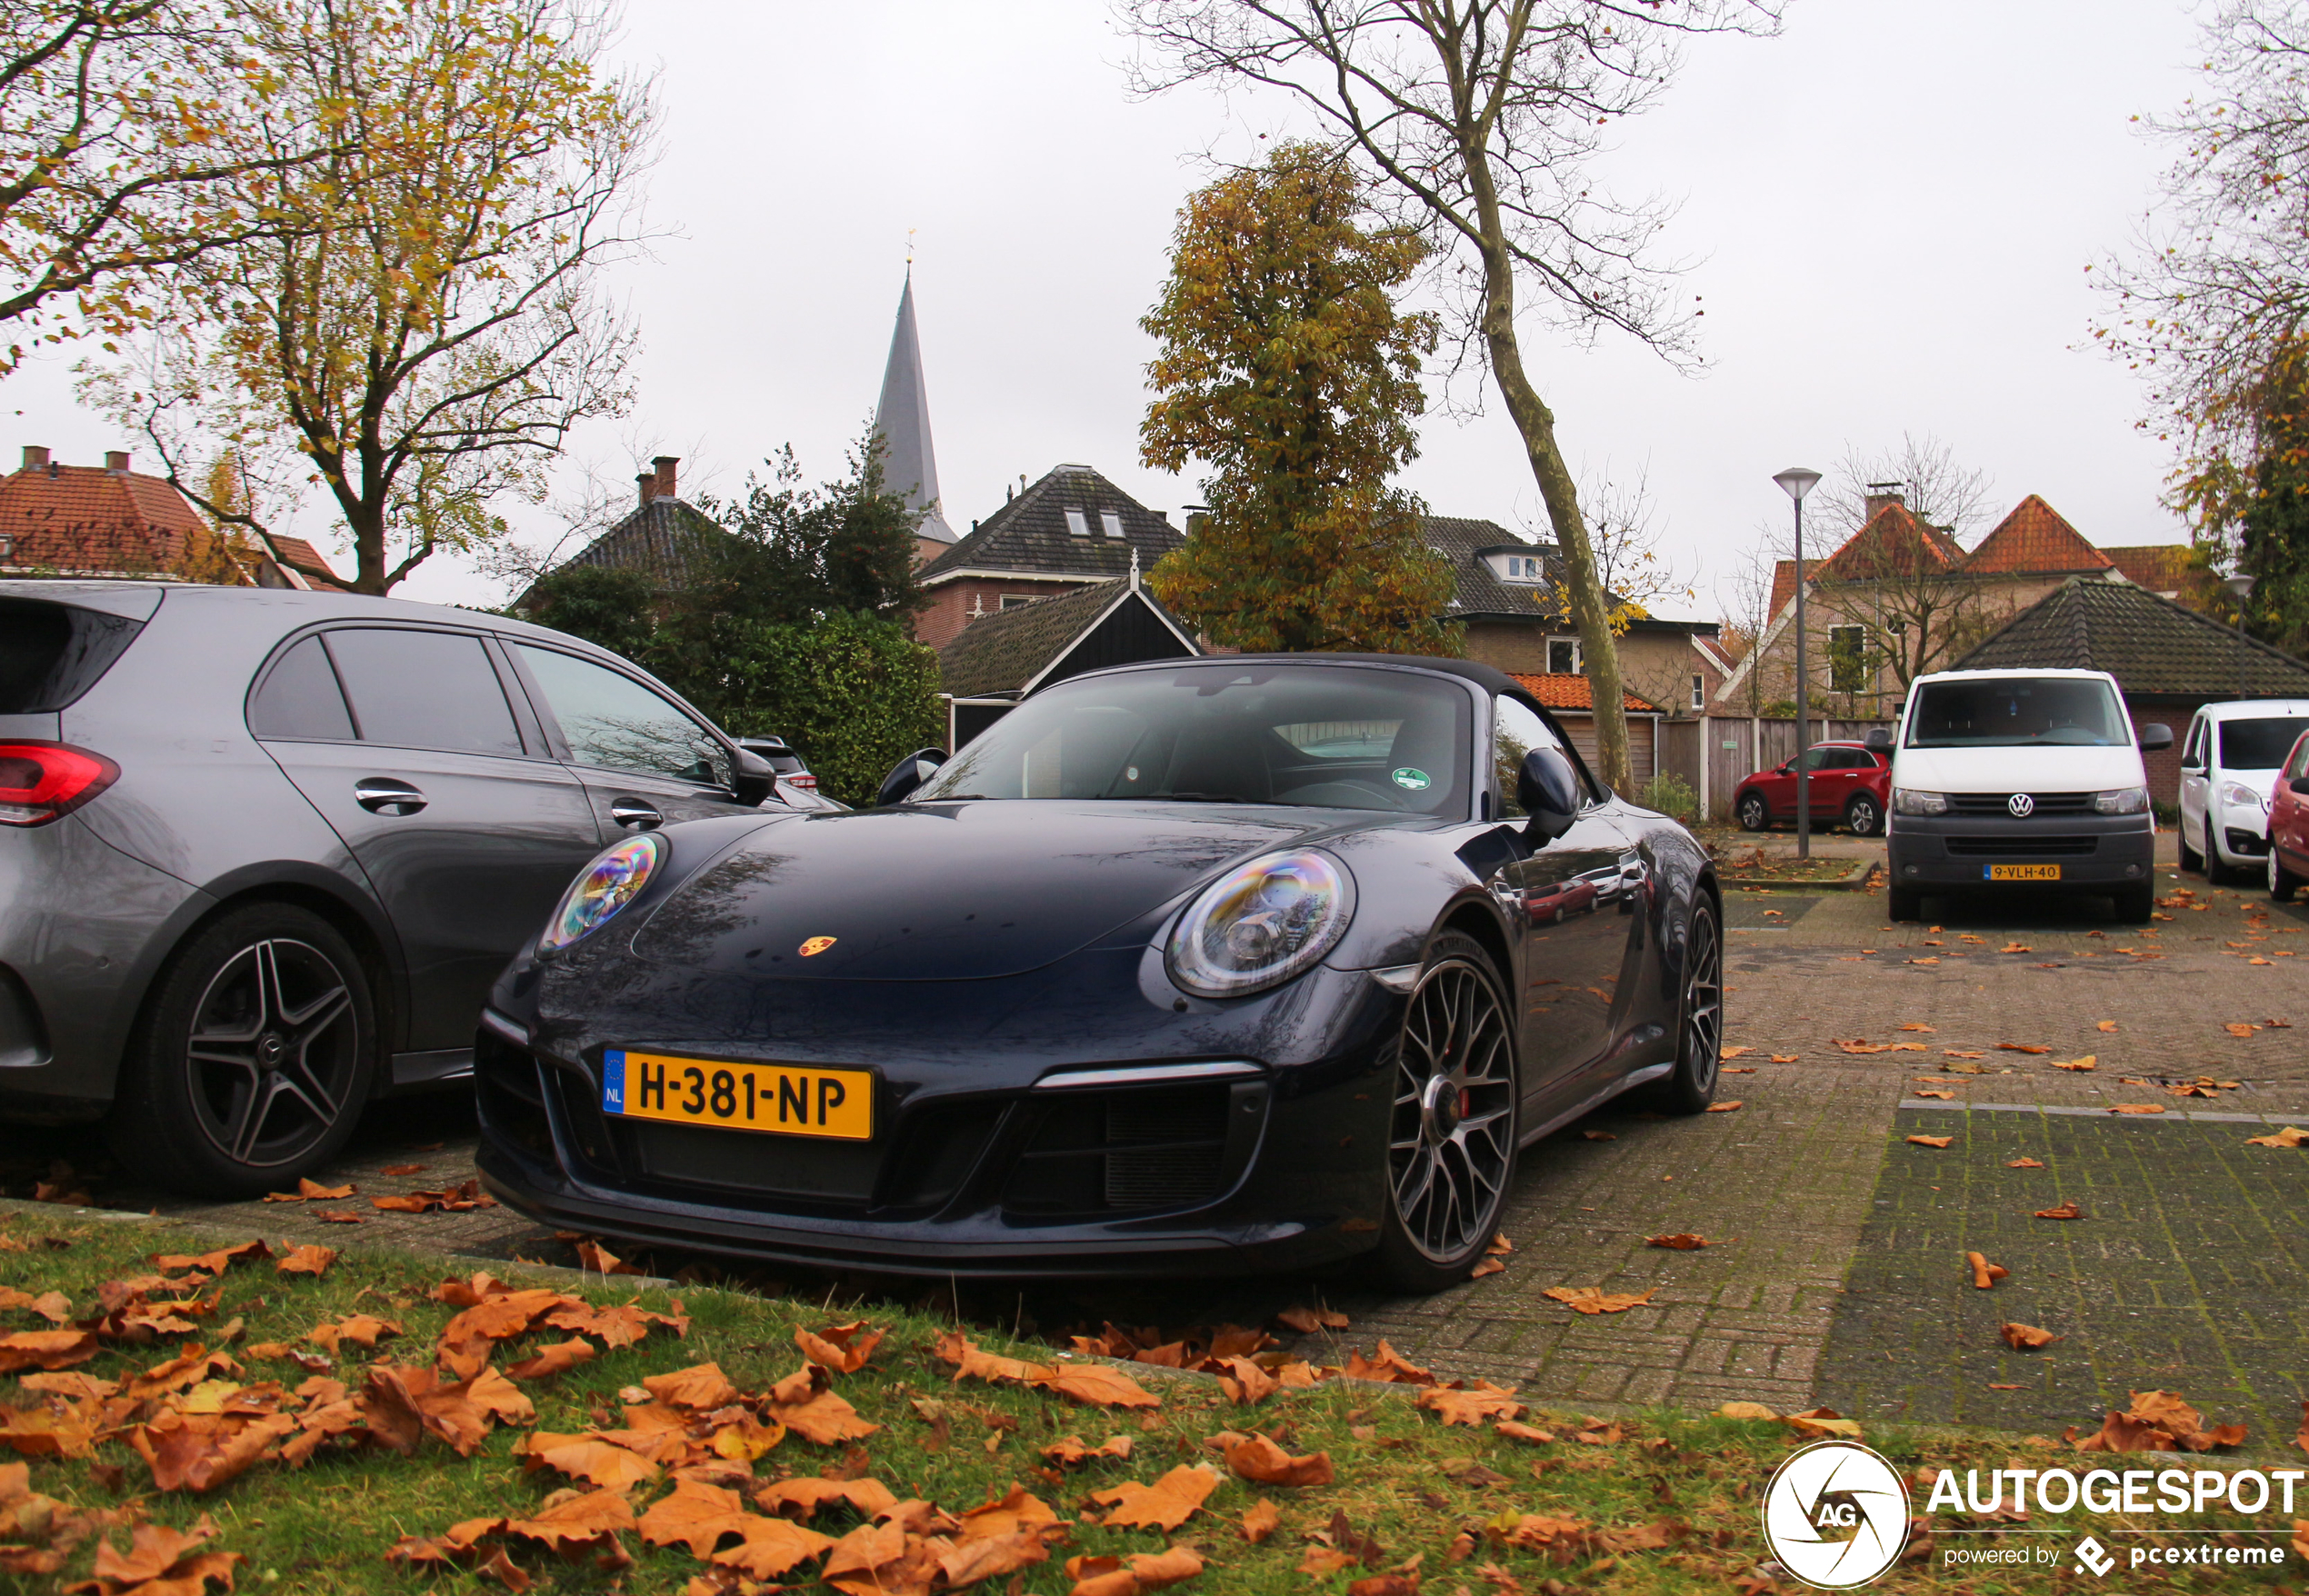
[1732,740,1891,837]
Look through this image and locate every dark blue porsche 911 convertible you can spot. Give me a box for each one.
[473,654,1723,1291]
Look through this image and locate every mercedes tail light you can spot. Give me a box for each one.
[0,742,120,826]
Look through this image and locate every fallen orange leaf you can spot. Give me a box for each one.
[1541,1286,1654,1314]
[1224,1432,1335,1485]
[2244,1125,2308,1148]
[2034,1202,2085,1220]
[1905,1135,1954,1149]
[275,1246,335,1279]
[1414,1382,1524,1428]
[1705,1101,1743,1113]
[1644,1234,1708,1250]
[1093,1464,1219,1530]
[1274,1305,1348,1333]
[1998,1043,2052,1054]
[2110,1103,2166,1115]
[2001,1322,2061,1350]
[1239,1499,1281,1543]
[2007,1158,2046,1169]
[795,1320,884,1374]
[1964,1252,2008,1290]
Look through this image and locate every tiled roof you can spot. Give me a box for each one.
[919,464,1184,585]
[1421,515,1560,618]
[1772,502,1964,614]
[265,534,348,590]
[1964,494,2113,574]
[1954,574,2309,696]
[563,496,727,584]
[2101,543,2195,595]
[0,461,208,575]
[1507,671,1661,713]
[936,579,1195,698]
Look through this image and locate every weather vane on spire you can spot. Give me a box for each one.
[906,228,916,270]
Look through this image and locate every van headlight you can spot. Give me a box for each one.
[2094,786,2149,815]
[2218,780,2270,813]
[541,833,663,952]
[1894,789,1948,816]
[1166,848,1355,998]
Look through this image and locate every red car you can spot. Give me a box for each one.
[1732,740,1891,837]
[2265,729,2309,900]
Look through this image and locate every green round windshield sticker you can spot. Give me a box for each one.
[1392,767,1431,791]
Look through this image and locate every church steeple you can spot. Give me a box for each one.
[873,268,956,547]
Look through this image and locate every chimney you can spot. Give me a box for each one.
[21,445,47,472]
[105,450,129,474]
[1864,482,1905,523]
[652,455,678,502]
[636,471,655,510]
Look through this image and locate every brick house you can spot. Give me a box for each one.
[1954,575,2309,806]
[913,464,1186,651]
[0,444,343,588]
[1419,515,1731,716]
[512,455,724,613]
[1718,490,2200,719]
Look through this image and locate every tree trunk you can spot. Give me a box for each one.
[1471,243,1632,791]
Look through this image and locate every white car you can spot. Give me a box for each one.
[2176,699,2309,884]
[1881,668,2172,923]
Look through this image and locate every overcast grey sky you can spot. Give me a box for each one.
[4,0,2205,618]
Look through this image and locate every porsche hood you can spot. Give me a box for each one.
[627,801,1354,981]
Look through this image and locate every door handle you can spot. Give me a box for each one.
[354,778,426,816]
[611,799,664,831]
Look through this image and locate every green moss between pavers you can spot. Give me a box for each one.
[0,1204,2294,1594]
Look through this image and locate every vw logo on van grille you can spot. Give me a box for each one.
[2008,793,2035,818]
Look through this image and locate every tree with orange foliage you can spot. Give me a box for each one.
[1140,140,1457,655]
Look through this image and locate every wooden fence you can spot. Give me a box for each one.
[1653,715,1895,823]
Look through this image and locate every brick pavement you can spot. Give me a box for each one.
[12,859,2305,1437]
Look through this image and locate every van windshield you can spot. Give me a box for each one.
[1905,677,2128,749]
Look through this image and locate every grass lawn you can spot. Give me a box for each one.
[0,1206,2293,1594]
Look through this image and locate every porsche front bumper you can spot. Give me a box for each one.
[472,953,1407,1279]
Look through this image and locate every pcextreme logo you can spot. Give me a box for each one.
[1760,1440,1911,1589]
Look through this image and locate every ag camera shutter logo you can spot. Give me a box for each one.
[1760,1440,1910,1589]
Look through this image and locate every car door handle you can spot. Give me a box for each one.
[353,778,426,816]
[610,799,663,831]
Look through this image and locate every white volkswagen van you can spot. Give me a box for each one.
[1877,669,2173,923]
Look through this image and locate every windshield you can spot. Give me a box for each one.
[915,664,1472,814]
[1905,677,2128,749]
[2219,716,2309,771]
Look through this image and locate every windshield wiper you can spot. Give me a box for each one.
[1145,791,1252,803]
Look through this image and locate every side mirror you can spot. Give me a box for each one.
[732,746,776,807]
[2139,723,2174,751]
[1516,746,1581,843]
[2291,775,2309,796]
[877,746,948,806]
[1864,726,1894,753]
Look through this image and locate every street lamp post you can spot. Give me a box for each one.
[2225,573,2257,701]
[1774,467,1824,860]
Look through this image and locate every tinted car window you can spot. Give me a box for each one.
[325,629,523,755]
[249,635,355,742]
[1493,695,1572,818]
[0,597,142,713]
[1905,678,2126,748]
[2220,716,2309,770]
[917,664,1471,814]
[515,643,730,785]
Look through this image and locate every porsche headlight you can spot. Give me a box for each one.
[2218,780,2270,813]
[541,833,663,952]
[1166,848,1356,998]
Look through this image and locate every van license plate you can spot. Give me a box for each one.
[600,1050,872,1140]
[1984,864,2061,882]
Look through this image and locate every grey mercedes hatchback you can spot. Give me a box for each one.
[0,580,781,1194]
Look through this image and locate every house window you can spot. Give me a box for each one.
[1546,636,1581,674]
[1691,673,1705,711]
[1100,511,1125,538]
[1000,594,1034,610]
[1065,509,1090,536]
[1494,553,1543,584]
[1827,624,1866,693]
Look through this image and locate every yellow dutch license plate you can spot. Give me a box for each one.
[600,1050,872,1140]
[1985,863,2062,882]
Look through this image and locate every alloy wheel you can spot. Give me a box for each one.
[183,937,361,1169]
[1388,957,1515,1263]
[1681,908,1724,1095]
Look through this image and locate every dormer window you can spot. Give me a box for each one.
[1491,552,1545,584]
[1065,509,1090,537]
[1100,511,1125,538]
